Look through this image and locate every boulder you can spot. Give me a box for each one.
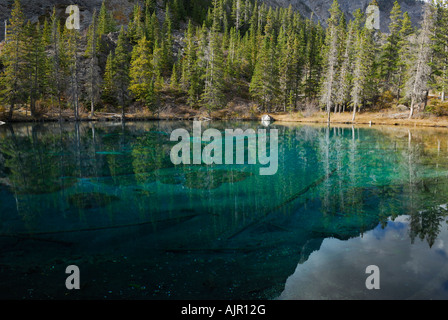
[396,104,409,112]
[261,114,274,122]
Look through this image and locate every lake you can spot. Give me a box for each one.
[1,121,448,299]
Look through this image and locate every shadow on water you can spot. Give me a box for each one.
[1,121,448,299]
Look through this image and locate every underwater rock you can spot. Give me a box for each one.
[183,170,253,190]
[158,174,183,185]
[68,192,120,209]
[13,177,78,195]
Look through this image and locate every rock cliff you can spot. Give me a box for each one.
[260,0,425,32]
[0,0,426,41]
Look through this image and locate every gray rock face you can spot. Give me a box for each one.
[260,0,425,33]
[1,0,99,35]
[0,0,425,41]
[0,0,134,41]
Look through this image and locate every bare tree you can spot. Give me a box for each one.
[320,0,343,124]
[405,3,435,119]
[86,10,101,118]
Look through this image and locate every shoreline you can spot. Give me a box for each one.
[2,110,448,129]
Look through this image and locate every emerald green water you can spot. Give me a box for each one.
[1,121,448,299]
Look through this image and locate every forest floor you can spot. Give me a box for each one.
[271,109,448,128]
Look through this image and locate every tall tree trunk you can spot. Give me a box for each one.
[409,98,415,119]
[352,103,357,122]
[8,102,14,121]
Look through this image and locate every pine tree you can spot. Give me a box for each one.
[98,0,116,37]
[304,18,324,101]
[146,11,160,47]
[113,27,130,119]
[42,18,51,46]
[249,7,279,113]
[170,62,180,92]
[351,26,376,121]
[129,36,155,108]
[24,21,48,117]
[181,20,201,106]
[145,0,157,15]
[379,1,403,96]
[231,0,243,30]
[320,0,343,123]
[0,0,26,120]
[101,51,117,105]
[277,27,297,112]
[395,12,414,101]
[160,3,174,75]
[201,0,226,115]
[334,15,356,113]
[225,26,243,83]
[248,1,260,73]
[432,0,448,101]
[85,10,102,117]
[65,27,81,121]
[128,4,145,44]
[48,7,68,120]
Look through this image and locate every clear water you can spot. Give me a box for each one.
[1,121,448,299]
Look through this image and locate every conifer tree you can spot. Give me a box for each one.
[128,4,145,44]
[351,26,376,121]
[320,0,343,123]
[101,51,117,105]
[379,1,403,96]
[231,0,243,30]
[334,14,357,113]
[0,0,26,120]
[201,0,226,115]
[247,1,259,73]
[65,27,81,121]
[181,20,201,106]
[24,21,48,117]
[48,7,68,120]
[396,11,414,101]
[432,0,448,101]
[277,28,297,112]
[42,18,51,47]
[129,36,155,108]
[160,4,174,75]
[85,10,102,117]
[98,0,116,38]
[225,26,243,83]
[170,62,180,92]
[145,0,157,15]
[304,18,324,100]
[146,11,160,48]
[113,26,130,119]
[250,7,279,112]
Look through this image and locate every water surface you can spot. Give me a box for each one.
[1,121,448,299]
